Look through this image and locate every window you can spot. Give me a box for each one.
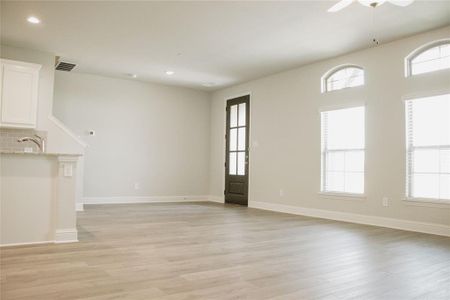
[228,102,247,175]
[321,106,365,194]
[406,94,450,201]
[322,66,364,92]
[407,41,450,76]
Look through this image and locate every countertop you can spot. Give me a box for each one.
[0,150,82,156]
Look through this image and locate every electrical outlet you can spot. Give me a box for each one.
[279,189,284,197]
[134,182,140,190]
[382,197,389,207]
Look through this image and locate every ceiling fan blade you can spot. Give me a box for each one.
[387,0,414,7]
[328,0,354,12]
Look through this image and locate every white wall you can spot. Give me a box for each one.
[53,72,211,201]
[209,26,450,227]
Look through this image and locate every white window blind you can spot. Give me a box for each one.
[406,94,450,200]
[321,106,365,194]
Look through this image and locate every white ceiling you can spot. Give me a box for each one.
[1,1,449,91]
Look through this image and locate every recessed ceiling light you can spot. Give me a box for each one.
[27,16,41,24]
[202,82,215,87]
[165,71,175,76]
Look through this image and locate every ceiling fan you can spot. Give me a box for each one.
[328,0,414,12]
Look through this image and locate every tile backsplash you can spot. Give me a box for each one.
[0,128,47,152]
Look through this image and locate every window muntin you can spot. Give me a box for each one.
[406,94,450,201]
[228,102,247,176]
[321,106,365,194]
[324,66,364,92]
[409,41,450,76]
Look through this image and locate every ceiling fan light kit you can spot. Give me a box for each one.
[328,0,414,12]
[327,0,415,46]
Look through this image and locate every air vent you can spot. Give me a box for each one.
[55,61,76,72]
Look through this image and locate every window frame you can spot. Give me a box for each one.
[404,93,450,204]
[321,64,365,93]
[405,39,450,77]
[320,104,366,196]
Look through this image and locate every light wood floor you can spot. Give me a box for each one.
[1,202,450,300]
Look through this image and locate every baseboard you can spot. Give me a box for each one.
[0,240,54,247]
[76,203,84,211]
[1,229,78,247]
[54,229,78,243]
[208,195,225,203]
[82,195,209,205]
[249,201,450,237]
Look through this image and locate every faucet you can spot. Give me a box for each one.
[17,135,46,153]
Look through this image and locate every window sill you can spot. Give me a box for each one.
[403,197,450,209]
[318,192,366,200]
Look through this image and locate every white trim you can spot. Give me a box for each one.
[0,240,54,248]
[403,197,450,208]
[318,192,366,200]
[209,195,225,203]
[83,195,209,205]
[249,201,450,237]
[1,229,79,247]
[48,115,88,148]
[225,92,252,102]
[57,154,80,163]
[76,203,84,211]
[54,229,78,243]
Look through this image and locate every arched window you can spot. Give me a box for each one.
[406,40,450,76]
[322,65,364,93]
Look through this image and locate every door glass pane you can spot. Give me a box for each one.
[238,127,246,151]
[229,152,237,175]
[229,128,237,151]
[230,105,238,127]
[237,152,245,175]
[238,103,246,126]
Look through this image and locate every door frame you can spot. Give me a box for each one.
[223,92,251,206]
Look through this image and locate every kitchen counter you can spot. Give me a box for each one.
[1,150,80,246]
[0,150,82,156]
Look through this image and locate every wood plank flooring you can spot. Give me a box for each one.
[1,202,450,300]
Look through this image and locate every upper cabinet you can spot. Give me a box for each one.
[0,59,41,128]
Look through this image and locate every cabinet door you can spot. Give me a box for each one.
[0,61,40,128]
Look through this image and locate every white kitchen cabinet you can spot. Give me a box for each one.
[0,59,41,128]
